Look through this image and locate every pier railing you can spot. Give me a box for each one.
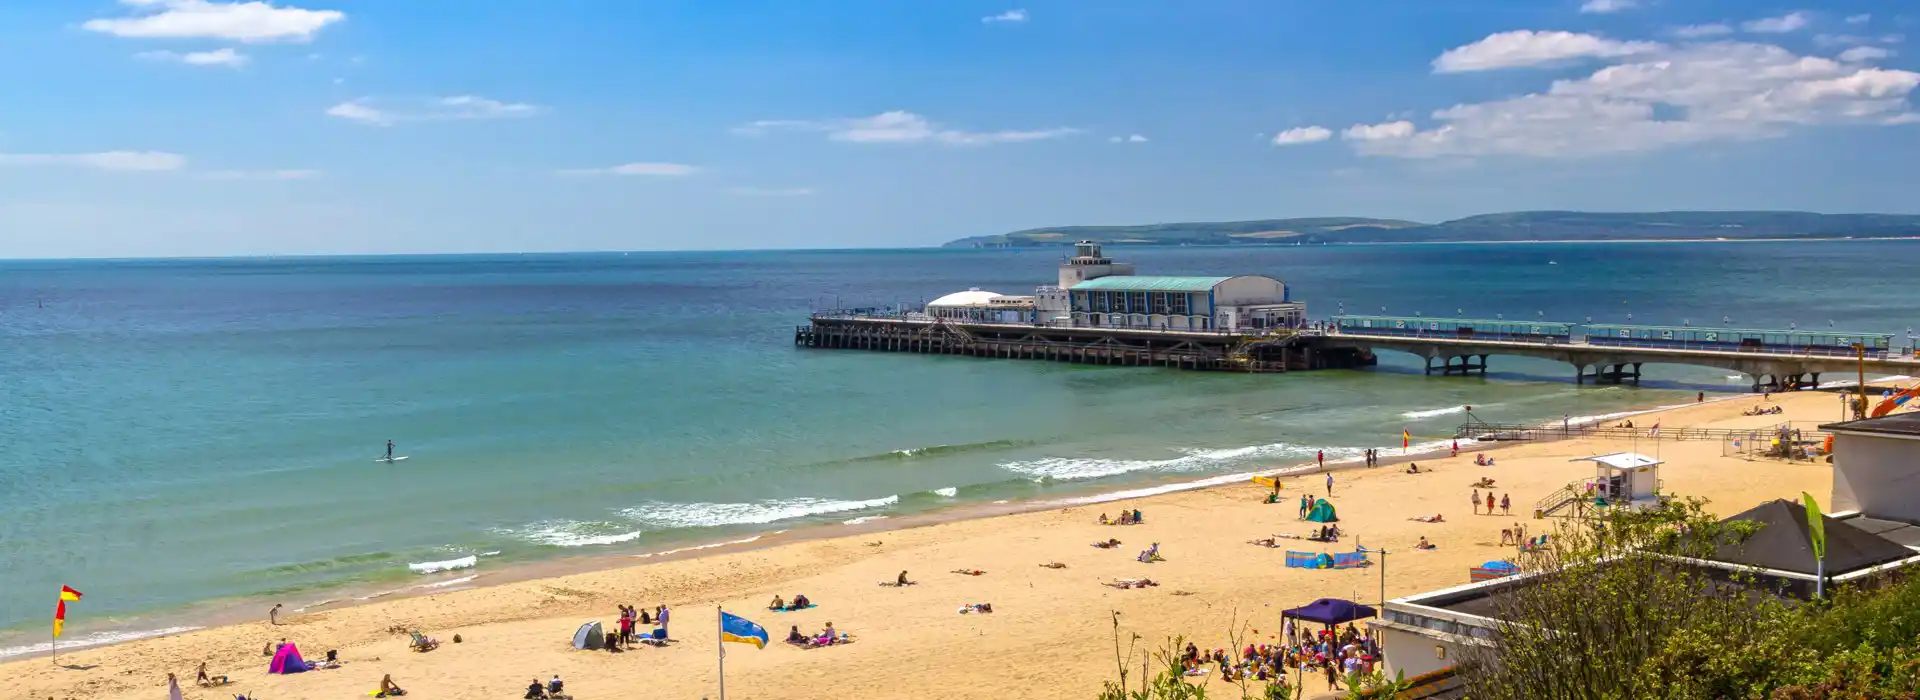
[1455,419,1794,444]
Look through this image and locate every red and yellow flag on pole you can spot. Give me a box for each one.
[53,586,82,638]
[1402,430,1412,452]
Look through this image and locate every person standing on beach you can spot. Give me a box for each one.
[1325,472,1334,496]
[269,603,282,626]
[1500,494,1511,515]
[1316,450,1324,471]
[1486,492,1496,515]
[1472,489,1480,515]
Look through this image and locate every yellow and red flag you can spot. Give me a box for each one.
[53,586,82,637]
[1402,430,1412,451]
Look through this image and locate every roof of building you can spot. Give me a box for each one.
[1841,515,1920,548]
[1570,452,1663,470]
[1711,499,1917,575]
[926,289,1004,307]
[1069,275,1233,292]
[1821,413,1920,438]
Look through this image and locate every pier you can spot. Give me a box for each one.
[797,315,1375,372]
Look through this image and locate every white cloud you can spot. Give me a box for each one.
[1355,39,1920,159]
[1674,24,1734,38]
[1271,126,1332,145]
[326,96,541,126]
[558,162,698,176]
[727,186,814,196]
[1846,14,1871,25]
[1432,30,1662,73]
[735,111,1079,146]
[1743,12,1811,34]
[195,168,319,180]
[982,9,1027,23]
[0,151,187,171]
[83,0,344,43]
[1839,46,1894,62]
[1108,134,1149,143]
[1579,0,1638,14]
[1342,121,1416,141]
[136,47,248,67]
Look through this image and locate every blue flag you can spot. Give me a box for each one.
[720,610,768,649]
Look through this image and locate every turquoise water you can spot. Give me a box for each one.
[1,241,1915,651]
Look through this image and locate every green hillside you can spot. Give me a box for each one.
[942,211,1920,247]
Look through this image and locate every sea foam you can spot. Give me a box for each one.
[407,555,477,574]
[0,626,202,660]
[1001,442,1362,482]
[621,495,899,528]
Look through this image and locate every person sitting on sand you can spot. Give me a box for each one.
[897,571,913,586]
[376,673,406,697]
[1099,512,1110,525]
[1406,463,1421,474]
[1416,537,1437,550]
[788,625,806,644]
[525,678,550,699]
[197,661,228,686]
[816,622,838,645]
[769,595,784,611]
[791,593,811,610]
[1132,509,1143,524]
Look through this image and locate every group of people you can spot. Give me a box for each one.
[1362,448,1381,467]
[1296,494,1326,519]
[1498,523,1531,546]
[785,622,847,648]
[1745,405,1785,416]
[1473,453,1497,467]
[612,603,668,648]
[1099,509,1145,525]
[767,593,812,611]
[1471,489,1512,515]
[523,675,568,699]
[1185,622,1382,689]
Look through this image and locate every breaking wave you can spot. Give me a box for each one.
[1000,442,1362,482]
[621,495,899,528]
[502,521,645,548]
[407,555,477,574]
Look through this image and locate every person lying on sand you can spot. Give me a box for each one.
[1103,578,1160,589]
[951,569,986,576]
[1039,562,1067,569]
[1091,538,1122,548]
[1409,514,1445,523]
[1248,537,1278,548]
[957,603,994,614]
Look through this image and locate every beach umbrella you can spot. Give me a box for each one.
[1280,598,1377,625]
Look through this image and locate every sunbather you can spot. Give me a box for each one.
[769,595,785,611]
[1409,514,1444,523]
[1099,513,1110,525]
[951,569,985,576]
[409,630,439,652]
[787,625,806,644]
[791,594,811,609]
[1039,562,1067,569]
[376,673,406,697]
[1415,536,1437,550]
[1091,538,1122,548]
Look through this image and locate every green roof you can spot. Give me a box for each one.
[1069,276,1232,292]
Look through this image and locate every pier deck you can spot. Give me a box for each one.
[796,316,1374,372]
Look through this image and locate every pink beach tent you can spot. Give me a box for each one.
[269,642,309,674]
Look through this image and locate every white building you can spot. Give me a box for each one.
[925,288,1034,324]
[1052,241,1303,331]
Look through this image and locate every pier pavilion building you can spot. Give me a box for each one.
[925,288,1037,324]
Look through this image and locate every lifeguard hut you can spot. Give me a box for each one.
[1571,452,1663,510]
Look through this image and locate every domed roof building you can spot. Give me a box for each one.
[927,289,1005,308]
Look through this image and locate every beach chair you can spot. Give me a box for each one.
[408,631,439,652]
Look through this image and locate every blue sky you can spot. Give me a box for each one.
[0,0,1916,257]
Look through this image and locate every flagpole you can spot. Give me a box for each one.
[717,605,726,700]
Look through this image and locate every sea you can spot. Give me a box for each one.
[1,240,1915,655]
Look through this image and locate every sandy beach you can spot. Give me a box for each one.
[6,389,1853,700]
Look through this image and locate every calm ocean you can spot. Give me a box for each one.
[1,241,1914,652]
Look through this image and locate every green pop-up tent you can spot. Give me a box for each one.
[1306,500,1339,523]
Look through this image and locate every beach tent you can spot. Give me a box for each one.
[268,643,309,674]
[1305,500,1338,523]
[572,621,605,650]
[1281,598,1377,626]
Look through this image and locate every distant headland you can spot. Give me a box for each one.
[941,211,1920,248]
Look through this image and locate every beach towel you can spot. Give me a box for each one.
[771,604,818,613]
